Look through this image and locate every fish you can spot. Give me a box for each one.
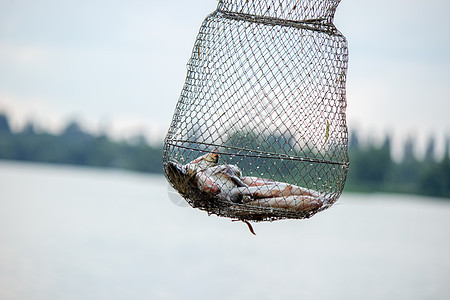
[187,150,219,172]
[165,160,193,197]
[236,181,322,199]
[246,195,322,212]
[235,185,285,199]
[165,150,219,196]
[197,164,247,203]
[167,150,327,213]
[166,151,248,203]
[241,176,277,186]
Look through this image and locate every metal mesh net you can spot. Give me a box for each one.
[163,0,349,222]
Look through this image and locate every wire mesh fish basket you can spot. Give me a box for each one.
[163,0,349,222]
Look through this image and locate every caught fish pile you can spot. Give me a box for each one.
[166,151,331,219]
[162,0,349,222]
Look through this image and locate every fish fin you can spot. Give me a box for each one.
[232,219,256,235]
[243,220,256,235]
[229,175,247,187]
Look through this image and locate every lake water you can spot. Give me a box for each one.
[0,160,449,300]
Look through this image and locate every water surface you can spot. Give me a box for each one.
[1,161,449,299]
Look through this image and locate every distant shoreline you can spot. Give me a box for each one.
[1,112,449,199]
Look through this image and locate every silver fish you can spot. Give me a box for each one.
[165,150,219,197]
[246,195,322,212]
[235,181,322,199]
[197,164,247,203]
[167,151,328,211]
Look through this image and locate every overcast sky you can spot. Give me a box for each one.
[1,0,449,156]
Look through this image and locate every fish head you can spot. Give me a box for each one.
[165,161,194,196]
[189,150,219,170]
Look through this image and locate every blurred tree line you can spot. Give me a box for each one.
[0,112,162,173]
[0,111,449,198]
[346,130,450,198]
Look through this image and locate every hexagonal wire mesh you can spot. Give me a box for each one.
[163,0,349,222]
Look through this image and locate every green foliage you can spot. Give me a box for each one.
[345,130,450,199]
[0,113,11,134]
[346,136,392,191]
[224,130,305,182]
[0,112,163,174]
[418,158,450,198]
